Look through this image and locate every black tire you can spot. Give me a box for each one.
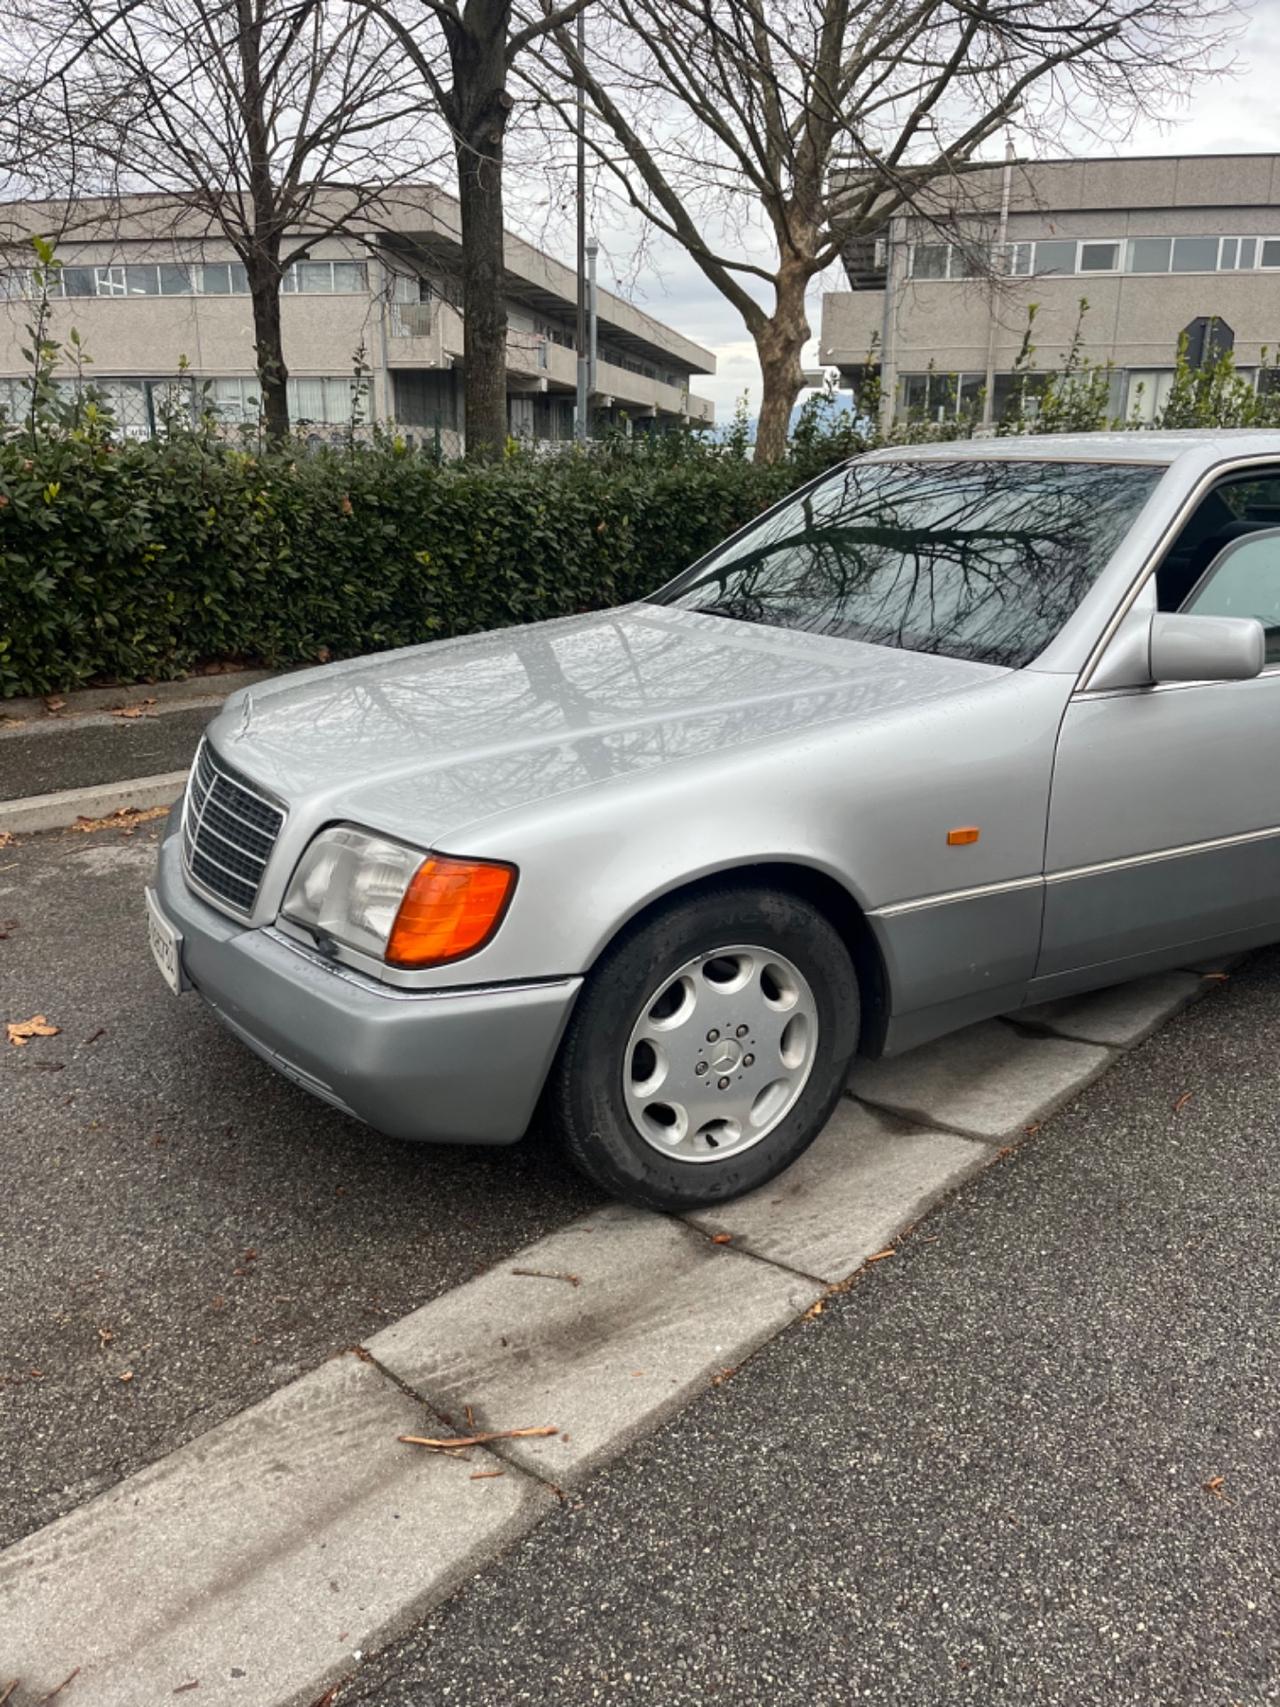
[547,882,860,1212]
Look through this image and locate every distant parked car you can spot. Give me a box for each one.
[148,431,1280,1209]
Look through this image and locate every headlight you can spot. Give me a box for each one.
[282,825,516,968]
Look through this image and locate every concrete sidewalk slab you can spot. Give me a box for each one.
[0,1351,548,1707]
[365,1206,822,1488]
[849,1020,1113,1140]
[684,1101,991,1283]
[1013,971,1203,1048]
[0,769,187,834]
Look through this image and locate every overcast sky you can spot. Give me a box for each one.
[552,3,1280,420]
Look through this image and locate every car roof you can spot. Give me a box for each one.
[859,429,1280,467]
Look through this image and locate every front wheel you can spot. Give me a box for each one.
[548,884,860,1212]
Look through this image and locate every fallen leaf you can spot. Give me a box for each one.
[803,1299,826,1320]
[1204,1474,1226,1496]
[7,1014,60,1047]
[1173,1091,1194,1113]
[511,1267,580,1287]
[0,832,14,849]
[111,701,157,719]
[43,696,66,713]
[71,804,170,834]
[709,1232,733,1245]
[710,1366,737,1386]
[97,1325,114,1345]
[1023,1122,1041,1136]
[118,1370,134,1383]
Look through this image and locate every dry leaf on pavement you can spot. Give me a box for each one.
[71,804,170,834]
[7,1015,60,1046]
[0,832,14,849]
[110,698,158,719]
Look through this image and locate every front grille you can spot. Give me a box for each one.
[182,740,285,918]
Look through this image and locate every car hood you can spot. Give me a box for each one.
[208,604,1004,848]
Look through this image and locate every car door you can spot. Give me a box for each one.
[1034,513,1280,997]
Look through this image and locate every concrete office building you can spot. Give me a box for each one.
[0,185,714,445]
[819,153,1280,426]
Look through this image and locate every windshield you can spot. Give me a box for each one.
[651,459,1161,669]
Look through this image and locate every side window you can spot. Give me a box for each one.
[1154,467,1280,612]
[1184,528,1280,663]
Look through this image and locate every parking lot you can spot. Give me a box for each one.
[0,818,597,1553]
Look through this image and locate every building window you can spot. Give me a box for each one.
[909,243,950,279]
[1124,370,1175,424]
[207,374,356,425]
[200,261,250,294]
[1128,237,1172,273]
[903,229,1280,284]
[281,259,368,294]
[998,242,1034,276]
[1171,236,1219,273]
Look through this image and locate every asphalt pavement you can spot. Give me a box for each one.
[341,947,1280,1707]
[0,822,596,1551]
[0,704,216,800]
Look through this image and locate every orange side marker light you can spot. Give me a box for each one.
[386,856,517,967]
[946,826,981,847]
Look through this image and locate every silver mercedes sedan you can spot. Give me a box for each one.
[147,430,1280,1210]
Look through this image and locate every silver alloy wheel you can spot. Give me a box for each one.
[622,944,820,1164]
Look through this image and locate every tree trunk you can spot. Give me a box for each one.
[246,254,289,441]
[455,129,509,457]
[753,273,810,465]
[235,0,288,441]
[450,7,513,459]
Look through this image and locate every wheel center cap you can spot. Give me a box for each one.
[708,1038,742,1073]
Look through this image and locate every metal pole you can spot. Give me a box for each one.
[981,140,1015,429]
[574,8,588,441]
[878,216,898,438]
[587,237,598,408]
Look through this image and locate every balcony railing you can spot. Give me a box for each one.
[389,302,435,338]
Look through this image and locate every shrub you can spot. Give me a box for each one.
[0,432,799,697]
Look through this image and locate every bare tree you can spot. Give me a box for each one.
[346,0,592,456]
[534,0,1237,462]
[0,0,448,436]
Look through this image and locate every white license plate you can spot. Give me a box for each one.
[145,887,187,996]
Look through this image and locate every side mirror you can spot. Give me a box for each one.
[1090,609,1264,691]
[1150,611,1264,684]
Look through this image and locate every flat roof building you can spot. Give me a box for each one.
[819,153,1280,427]
[0,185,715,447]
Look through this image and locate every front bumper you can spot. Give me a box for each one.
[152,830,581,1144]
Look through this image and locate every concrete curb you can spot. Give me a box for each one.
[0,770,187,835]
[0,958,1238,1707]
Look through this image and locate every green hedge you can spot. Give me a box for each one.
[0,436,801,698]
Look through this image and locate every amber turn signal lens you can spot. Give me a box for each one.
[946,826,981,846]
[385,856,516,967]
